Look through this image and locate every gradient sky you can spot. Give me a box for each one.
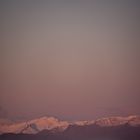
[1,0,140,121]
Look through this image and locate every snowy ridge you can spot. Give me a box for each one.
[0,117,69,134]
[94,115,140,127]
[73,120,95,126]
[0,115,140,134]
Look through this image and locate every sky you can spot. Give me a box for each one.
[1,0,140,121]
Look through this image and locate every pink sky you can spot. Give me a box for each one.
[1,0,140,120]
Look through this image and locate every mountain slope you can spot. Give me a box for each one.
[1,122,140,140]
[0,117,69,134]
[0,115,140,136]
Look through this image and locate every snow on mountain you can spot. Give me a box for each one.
[0,115,140,134]
[73,120,95,126]
[126,115,140,126]
[94,115,140,127]
[27,117,69,131]
[0,116,69,134]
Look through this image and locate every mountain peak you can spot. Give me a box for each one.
[0,116,69,134]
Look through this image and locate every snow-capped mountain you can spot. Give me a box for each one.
[0,115,140,134]
[0,117,69,134]
[94,115,140,127]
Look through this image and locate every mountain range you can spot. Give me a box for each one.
[0,115,140,140]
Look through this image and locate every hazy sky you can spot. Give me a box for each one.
[1,0,140,121]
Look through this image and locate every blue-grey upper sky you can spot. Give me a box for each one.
[1,0,140,121]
